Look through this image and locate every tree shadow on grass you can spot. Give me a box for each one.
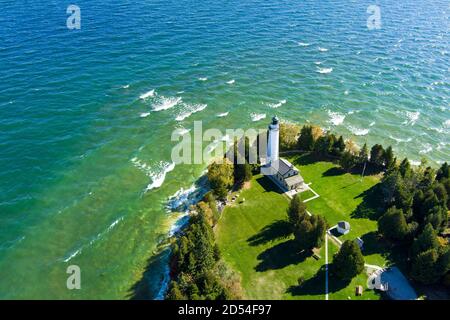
[322,167,346,177]
[127,248,171,300]
[255,239,310,272]
[289,153,320,166]
[256,176,283,194]
[247,220,292,247]
[286,265,350,296]
[351,184,385,221]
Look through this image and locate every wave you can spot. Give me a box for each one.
[318,47,329,52]
[173,126,190,136]
[175,103,207,121]
[348,126,369,136]
[167,184,207,213]
[369,121,376,127]
[122,84,130,89]
[317,67,333,74]
[389,135,413,143]
[63,216,124,262]
[145,162,176,192]
[140,112,150,118]
[198,77,208,81]
[250,113,266,122]
[227,79,235,85]
[268,99,287,109]
[402,111,420,126]
[314,61,322,65]
[327,111,345,126]
[217,112,229,117]
[444,119,450,128]
[298,42,310,47]
[419,143,433,155]
[152,96,182,112]
[140,89,155,100]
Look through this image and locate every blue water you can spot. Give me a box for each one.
[0,0,448,299]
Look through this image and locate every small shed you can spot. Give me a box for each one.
[355,285,363,296]
[356,237,364,250]
[337,221,350,235]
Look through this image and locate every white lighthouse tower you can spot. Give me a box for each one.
[267,116,280,163]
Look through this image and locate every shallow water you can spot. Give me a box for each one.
[0,0,448,299]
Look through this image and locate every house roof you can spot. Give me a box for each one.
[272,158,299,178]
[338,221,350,230]
[285,175,304,187]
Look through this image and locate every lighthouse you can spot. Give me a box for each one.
[261,116,304,192]
[267,116,280,163]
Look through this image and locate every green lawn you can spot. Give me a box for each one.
[215,154,389,300]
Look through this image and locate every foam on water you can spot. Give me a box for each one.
[318,47,329,52]
[402,111,420,126]
[140,112,150,118]
[152,96,182,112]
[175,103,207,121]
[198,77,208,81]
[250,113,266,122]
[227,79,235,85]
[317,67,333,74]
[139,89,155,100]
[217,112,229,117]
[327,110,345,126]
[298,42,310,47]
[348,126,369,136]
[419,143,433,155]
[268,99,287,109]
[145,162,176,192]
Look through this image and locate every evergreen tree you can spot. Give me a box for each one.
[378,207,409,242]
[207,160,234,199]
[340,151,356,172]
[358,143,369,166]
[399,158,412,178]
[287,194,307,227]
[332,135,346,157]
[384,146,396,170]
[370,144,385,168]
[166,281,186,300]
[331,240,365,281]
[436,162,449,182]
[297,125,314,151]
[410,223,439,258]
[411,249,440,284]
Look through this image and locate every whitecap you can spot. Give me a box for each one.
[227,79,235,85]
[198,77,208,81]
[389,135,412,144]
[166,184,207,213]
[250,113,266,122]
[419,143,433,155]
[317,67,333,74]
[314,61,322,65]
[140,89,155,100]
[63,248,82,263]
[318,47,329,52]
[217,112,229,118]
[327,111,345,126]
[145,162,176,192]
[174,127,190,136]
[176,103,207,121]
[348,126,369,136]
[369,121,376,127]
[298,42,310,47]
[268,99,287,109]
[122,84,130,89]
[444,119,450,128]
[402,111,420,126]
[344,90,349,95]
[140,112,150,118]
[152,96,182,112]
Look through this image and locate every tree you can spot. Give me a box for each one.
[331,240,365,281]
[166,281,186,300]
[358,143,369,166]
[297,125,314,151]
[378,207,409,242]
[207,160,234,199]
[370,144,385,168]
[411,249,440,284]
[436,162,449,182]
[234,157,252,186]
[287,194,307,227]
[410,224,439,258]
[384,146,396,171]
[399,158,412,178]
[293,214,327,251]
[280,123,300,151]
[340,151,356,172]
[314,134,334,157]
[332,135,346,157]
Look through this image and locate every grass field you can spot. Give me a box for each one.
[215,154,388,300]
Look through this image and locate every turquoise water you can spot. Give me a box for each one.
[0,0,448,299]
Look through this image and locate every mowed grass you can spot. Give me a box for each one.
[216,154,388,300]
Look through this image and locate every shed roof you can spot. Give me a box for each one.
[338,221,350,230]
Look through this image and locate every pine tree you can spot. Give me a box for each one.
[411,249,440,284]
[410,223,439,258]
[436,162,449,182]
[358,143,369,166]
[370,144,385,168]
[399,158,411,178]
[331,240,365,281]
[297,125,314,151]
[287,194,307,227]
[384,146,396,170]
[378,207,409,241]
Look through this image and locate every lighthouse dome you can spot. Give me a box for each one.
[271,116,279,124]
